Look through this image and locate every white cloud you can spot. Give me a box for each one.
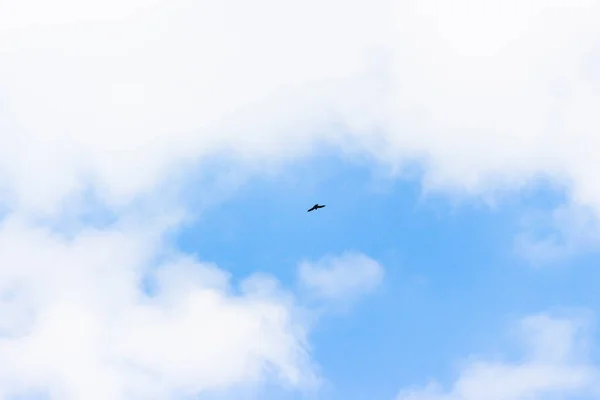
[0,0,597,217]
[516,204,600,264]
[297,252,384,303]
[0,0,599,398]
[0,0,598,261]
[396,313,600,400]
[0,0,390,215]
[0,216,317,399]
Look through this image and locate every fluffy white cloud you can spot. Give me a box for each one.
[0,215,317,399]
[297,252,384,304]
[0,0,389,215]
[384,0,600,197]
[0,0,598,217]
[396,313,600,400]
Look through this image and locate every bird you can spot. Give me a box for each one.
[307,203,325,212]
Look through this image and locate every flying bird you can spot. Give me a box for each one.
[307,204,325,212]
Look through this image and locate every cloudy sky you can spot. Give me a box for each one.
[1,0,600,399]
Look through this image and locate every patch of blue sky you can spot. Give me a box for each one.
[175,153,600,400]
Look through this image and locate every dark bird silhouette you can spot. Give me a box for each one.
[307,204,325,212]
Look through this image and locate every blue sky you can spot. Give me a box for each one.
[1,1,600,399]
[176,154,600,399]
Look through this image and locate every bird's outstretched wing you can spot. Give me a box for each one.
[308,204,325,212]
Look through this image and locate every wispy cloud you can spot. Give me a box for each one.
[396,312,600,400]
[516,204,600,265]
[297,251,384,304]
